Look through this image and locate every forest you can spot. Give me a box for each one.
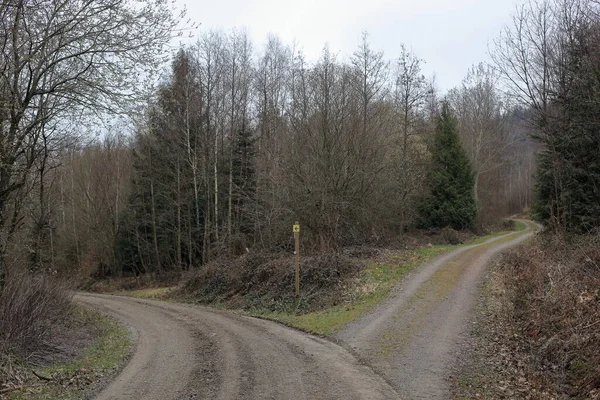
[0,0,599,398]
[0,27,538,282]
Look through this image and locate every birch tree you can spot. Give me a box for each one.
[393,46,431,231]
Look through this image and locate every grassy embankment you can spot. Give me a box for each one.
[118,221,528,336]
[249,221,528,335]
[5,308,130,400]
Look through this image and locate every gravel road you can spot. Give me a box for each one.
[76,293,399,400]
[77,221,537,400]
[336,220,539,399]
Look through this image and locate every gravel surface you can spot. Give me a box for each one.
[76,293,398,400]
[336,220,539,399]
[76,221,538,400]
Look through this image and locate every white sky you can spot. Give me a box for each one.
[175,0,520,94]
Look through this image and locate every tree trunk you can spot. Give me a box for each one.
[0,207,6,288]
[228,56,236,253]
[70,152,82,269]
[214,128,219,242]
[149,150,161,274]
[176,160,182,270]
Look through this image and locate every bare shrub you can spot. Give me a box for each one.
[440,227,463,245]
[501,219,516,231]
[0,273,73,357]
[178,252,363,311]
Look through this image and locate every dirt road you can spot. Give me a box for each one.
[76,293,398,400]
[336,220,539,399]
[78,221,537,400]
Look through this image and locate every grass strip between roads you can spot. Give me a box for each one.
[245,221,528,336]
[115,221,528,337]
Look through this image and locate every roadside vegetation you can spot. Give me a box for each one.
[454,233,600,399]
[246,235,498,335]
[0,279,131,398]
[105,221,527,336]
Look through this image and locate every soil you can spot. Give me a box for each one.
[76,293,399,400]
[336,220,539,399]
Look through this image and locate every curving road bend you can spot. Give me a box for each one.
[77,220,538,400]
[336,220,539,399]
[76,293,399,400]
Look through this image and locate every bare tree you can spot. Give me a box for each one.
[254,35,292,248]
[449,64,509,207]
[351,32,388,137]
[393,45,432,231]
[0,0,181,286]
[225,30,253,252]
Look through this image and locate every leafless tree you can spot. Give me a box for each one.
[449,64,509,205]
[392,45,432,231]
[0,0,181,286]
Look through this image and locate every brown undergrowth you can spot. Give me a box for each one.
[0,273,72,392]
[455,233,600,399]
[0,273,73,358]
[175,252,367,312]
[0,274,131,398]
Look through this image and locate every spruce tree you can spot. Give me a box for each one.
[418,102,477,229]
[531,25,600,232]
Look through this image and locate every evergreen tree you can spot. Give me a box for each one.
[232,128,257,235]
[531,23,600,232]
[418,102,477,229]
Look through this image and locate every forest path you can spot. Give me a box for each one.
[77,221,537,400]
[336,220,539,399]
[76,293,398,400]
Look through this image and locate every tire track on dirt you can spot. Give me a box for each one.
[77,293,399,400]
[336,220,539,399]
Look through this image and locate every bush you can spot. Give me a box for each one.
[498,234,600,397]
[0,273,73,357]
[178,252,363,312]
[440,227,463,245]
[501,219,516,231]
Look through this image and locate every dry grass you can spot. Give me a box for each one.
[1,307,131,400]
[457,233,600,399]
[501,233,600,397]
[0,273,74,391]
[0,273,73,357]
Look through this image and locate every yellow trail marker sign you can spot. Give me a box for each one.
[293,222,300,299]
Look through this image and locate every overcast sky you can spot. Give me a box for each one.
[176,0,521,94]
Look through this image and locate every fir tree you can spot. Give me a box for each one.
[418,102,477,229]
[531,25,600,232]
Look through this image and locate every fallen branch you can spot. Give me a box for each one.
[32,369,53,381]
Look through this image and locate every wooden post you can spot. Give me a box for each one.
[294,221,300,299]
